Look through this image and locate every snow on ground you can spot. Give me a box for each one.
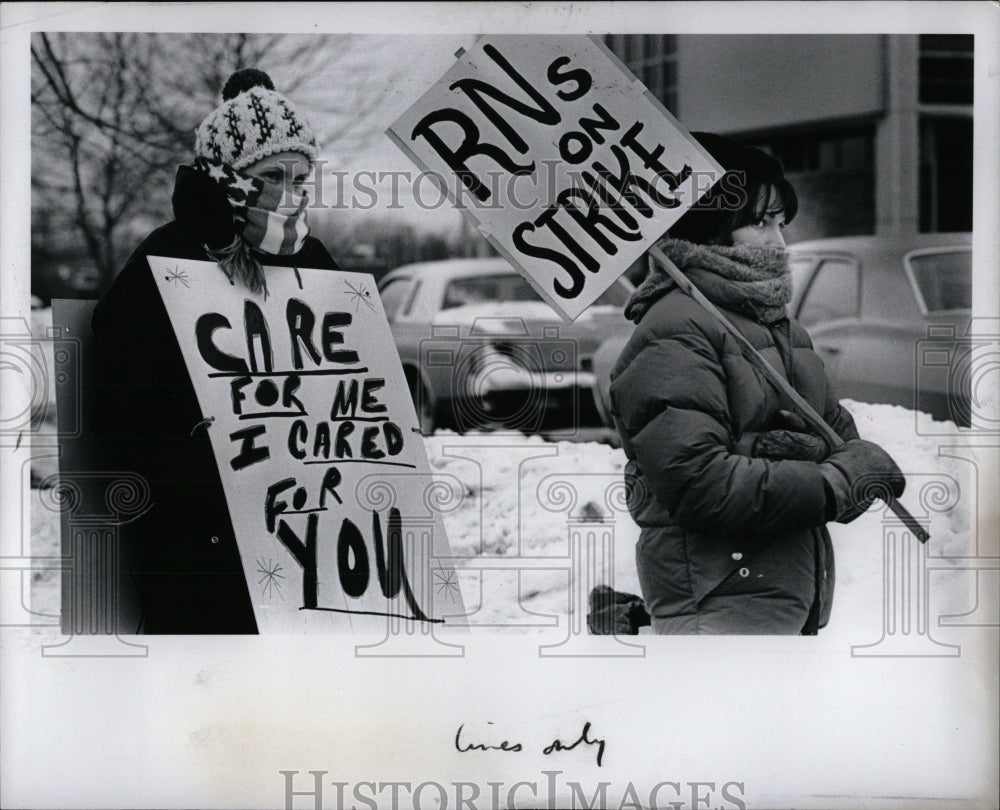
[24,306,985,638]
[29,397,982,642]
[418,401,979,642]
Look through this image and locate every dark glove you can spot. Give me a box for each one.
[733,410,832,463]
[172,165,237,250]
[821,439,906,523]
[772,409,813,433]
[587,585,650,635]
[750,429,830,462]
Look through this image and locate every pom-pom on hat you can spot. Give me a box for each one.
[194,68,318,170]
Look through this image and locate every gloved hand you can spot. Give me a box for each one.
[772,409,813,433]
[733,411,832,463]
[172,165,236,250]
[821,439,906,523]
[587,585,650,635]
[751,429,829,462]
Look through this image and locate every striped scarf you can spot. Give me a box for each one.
[194,157,309,295]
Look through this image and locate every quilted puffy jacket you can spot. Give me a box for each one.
[609,282,859,634]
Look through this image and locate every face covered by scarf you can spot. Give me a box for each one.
[193,156,310,295]
[625,238,793,325]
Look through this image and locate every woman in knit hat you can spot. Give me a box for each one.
[91,69,339,634]
[608,132,905,635]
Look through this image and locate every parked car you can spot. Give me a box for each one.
[788,233,972,426]
[591,233,974,429]
[377,258,634,433]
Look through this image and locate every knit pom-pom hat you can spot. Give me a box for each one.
[194,68,318,170]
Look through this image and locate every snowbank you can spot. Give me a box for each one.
[422,400,981,643]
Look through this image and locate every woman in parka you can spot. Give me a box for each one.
[608,133,905,635]
[91,69,339,633]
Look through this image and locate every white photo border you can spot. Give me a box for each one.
[2,3,997,809]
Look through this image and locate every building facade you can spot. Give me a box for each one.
[606,34,973,242]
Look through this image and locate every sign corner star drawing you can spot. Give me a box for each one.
[386,33,724,322]
[150,257,467,632]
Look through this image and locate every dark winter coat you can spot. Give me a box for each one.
[91,166,339,634]
[608,274,859,634]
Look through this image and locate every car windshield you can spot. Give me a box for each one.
[907,250,971,312]
[441,274,630,310]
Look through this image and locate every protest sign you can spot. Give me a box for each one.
[388,35,724,321]
[149,257,466,632]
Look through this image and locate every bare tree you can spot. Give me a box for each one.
[31,32,401,293]
[32,33,179,287]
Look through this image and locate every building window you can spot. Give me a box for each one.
[919,116,973,233]
[737,127,876,240]
[919,35,974,105]
[751,127,874,175]
[605,35,678,113]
